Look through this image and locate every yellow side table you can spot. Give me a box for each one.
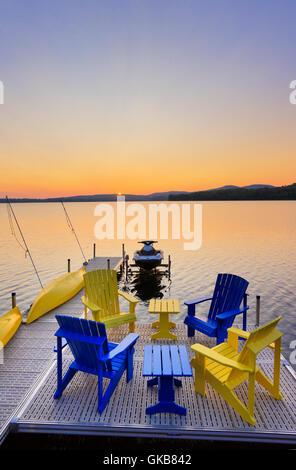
[149,298,180,340]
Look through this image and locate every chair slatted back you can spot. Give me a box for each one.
[83,269,120,321]
[208,273,248,329]
[55,315,109,372]
[226,316,282,386]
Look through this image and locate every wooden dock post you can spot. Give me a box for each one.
[125,254,129,282]
[168,255,171,280]
[11,292,16,308]
[93,243,96,259]
[67,259,71,273]
[256,295,261,326]
[107,258,111,270]
[122,244,125,272]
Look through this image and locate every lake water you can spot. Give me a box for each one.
[0,201,295,365]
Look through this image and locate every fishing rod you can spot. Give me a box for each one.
[6,196,43,289]
[60,201,87,264]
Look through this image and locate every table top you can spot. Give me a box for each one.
[148,298,180,314]
[143,345,192,377]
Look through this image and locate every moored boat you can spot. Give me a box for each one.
[133,241,163,270]
[26,268,85,324]
[0,306,22,346]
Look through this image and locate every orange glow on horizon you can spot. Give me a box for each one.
[1,177,295,199]
[1,127,295,199]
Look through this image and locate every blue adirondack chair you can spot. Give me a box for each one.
[54,315,139,413]
[184,273,249,344]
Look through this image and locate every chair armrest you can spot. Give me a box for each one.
[184,297,212,307]
[216,306,249,321]
[191,344,253,372]
[118,290,139,304]
[81,295,102,313]
[101,333,139,361]
[227,326,250,340]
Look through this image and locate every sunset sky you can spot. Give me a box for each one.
[0,0,295,198]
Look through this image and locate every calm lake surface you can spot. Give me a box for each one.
[0,201,295,365]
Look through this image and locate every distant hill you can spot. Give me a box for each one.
[208,184,275,191]
[1,184,294,203]
[0,191,189,203]
[205,185,239,191]
[243,184,275,190]
[169,183,296,201]
[148,191,189,199]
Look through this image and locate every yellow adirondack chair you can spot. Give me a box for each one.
[81,269,139,332]
[191,316,283,425]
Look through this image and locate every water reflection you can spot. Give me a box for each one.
[128,269,170,301]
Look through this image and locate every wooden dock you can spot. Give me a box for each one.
[7,324,296,446]
[85,256,122,273]
[1,255,296,447]
[0,256,122,445]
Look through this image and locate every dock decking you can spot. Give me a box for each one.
[1,255,296,447]
[9,324,296,445]
[85,256,122,273]
[0,256,122,444]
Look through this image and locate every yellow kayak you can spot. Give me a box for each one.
[26,268,85,324]
[0,306,22,346]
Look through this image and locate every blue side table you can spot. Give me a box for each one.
[143,344,192,415]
